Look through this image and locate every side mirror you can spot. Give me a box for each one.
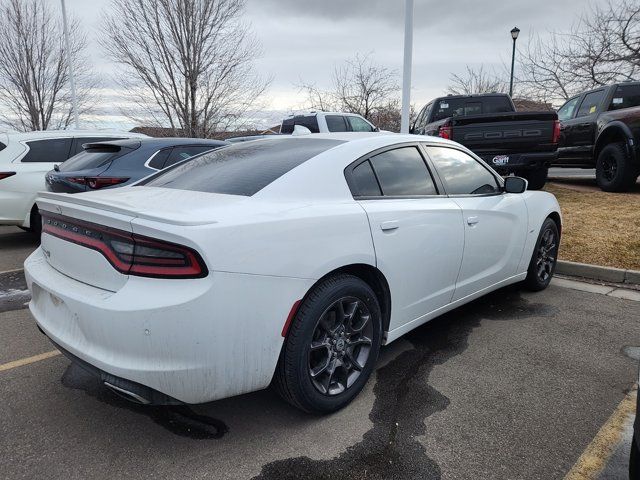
[504,176,527,193]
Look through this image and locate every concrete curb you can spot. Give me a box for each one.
[556,260,640,285]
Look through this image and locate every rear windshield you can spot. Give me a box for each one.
[59,146,132,172]
[431,96,513,122]
[143,138,343,196]
[280,116,320,134]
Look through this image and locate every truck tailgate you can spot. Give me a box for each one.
[450,112,558,154]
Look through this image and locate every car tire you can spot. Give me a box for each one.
[596,142,636,192]
[275,274,382,414]
[523,217,559,292]
[519,167,548,190]
[631,436,639,480]
[29,207,42,238]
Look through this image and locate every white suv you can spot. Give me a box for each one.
[0,130,147,232]
[280,111,378,134]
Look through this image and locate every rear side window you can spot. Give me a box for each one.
[608,84,640,111]
[368,147,437,196]
[164,145,216,168]
[576,90,605,117]
[425,146,499,195]
[21,138,72,163]
[347,116,375,132]
[59,146,130,172]
[147,149,171,169]
[280,116,320,134]
[143,138,343,196]
[351,160,381,196]
[325,115,348,132]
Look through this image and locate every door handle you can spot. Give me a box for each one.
[466,216,479,226]
[380,221,399,232]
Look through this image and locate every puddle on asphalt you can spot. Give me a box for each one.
[61,363,228,439]
[622,346,640,361]
[254,286,556,480]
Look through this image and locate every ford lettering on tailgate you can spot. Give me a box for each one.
[464,129,542,141]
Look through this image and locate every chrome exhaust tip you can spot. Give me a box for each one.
[104,381,151,405]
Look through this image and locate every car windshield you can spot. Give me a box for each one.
[431,96,512,122]
[142,138,344,196]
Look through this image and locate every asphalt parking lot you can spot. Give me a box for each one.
[1,225,639,480]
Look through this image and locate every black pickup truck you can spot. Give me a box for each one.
[411,93,559,189]
[554,82,640,192]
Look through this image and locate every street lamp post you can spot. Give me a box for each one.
[60,0,79,129]
[509,27,520,98]
[400,0,414,134]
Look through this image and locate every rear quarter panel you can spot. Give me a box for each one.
[516,190,562,273]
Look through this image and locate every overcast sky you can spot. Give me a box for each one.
[65,0,588,128]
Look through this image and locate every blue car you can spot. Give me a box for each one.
[45,137,228,193]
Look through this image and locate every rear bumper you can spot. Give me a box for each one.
[25,248,313,404]
[480,150,558,174]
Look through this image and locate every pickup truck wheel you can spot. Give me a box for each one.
[274,274,382,414]
[519,167,548,190]
[596,142,636,192]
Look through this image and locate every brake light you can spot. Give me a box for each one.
[0,172,16,180]
[68,177,129,189]
[552,120,561,144]
[41,213,208,279]
[438,123,452,140]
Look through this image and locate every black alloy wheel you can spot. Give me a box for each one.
[308,296,373,396]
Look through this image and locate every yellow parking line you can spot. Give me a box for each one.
[0,350,61,372]
[0,267,24,275]
[564,387,637,480]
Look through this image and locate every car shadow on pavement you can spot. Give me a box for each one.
[57,285,558,479]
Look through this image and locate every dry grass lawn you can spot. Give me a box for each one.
[544,183,640,271]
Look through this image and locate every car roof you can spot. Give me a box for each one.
[285,111,367,118]
[83,137,229,150]
[0,129,148,141]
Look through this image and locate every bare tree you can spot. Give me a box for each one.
[517,0,639,104]
[0,0,94,131]
[446,65,506,95]
[299,53,400,128]
[102,0,269,138]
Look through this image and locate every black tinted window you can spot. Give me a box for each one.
[22,138,72,163]
[144,138,342,196]
[71,137,123,155]
[326,115,348,132]
[280,116,320,134]
[576,90,605,117]
[426,146,499,195]
[431,96,512,122]
[148,149,171,169]
[59,146,130,172]
[165,145,216,168]
[369,147,437,196]
[608,84,640,111]
[351,160,381,196]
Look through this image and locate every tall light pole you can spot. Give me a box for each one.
[509,26,520,98]
[60,0,79,129]
[400,0,414,134]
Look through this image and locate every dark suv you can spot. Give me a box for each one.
[45,137,228,193]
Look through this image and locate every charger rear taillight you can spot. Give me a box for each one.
[41,213,207,279]
[438,123,452,140]
[68,176,129,189]
[0,172,16,180]
[552,120,561,144]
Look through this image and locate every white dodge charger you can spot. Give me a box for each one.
[25,133,561,413]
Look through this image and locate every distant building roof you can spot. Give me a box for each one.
[512,98,555,112]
